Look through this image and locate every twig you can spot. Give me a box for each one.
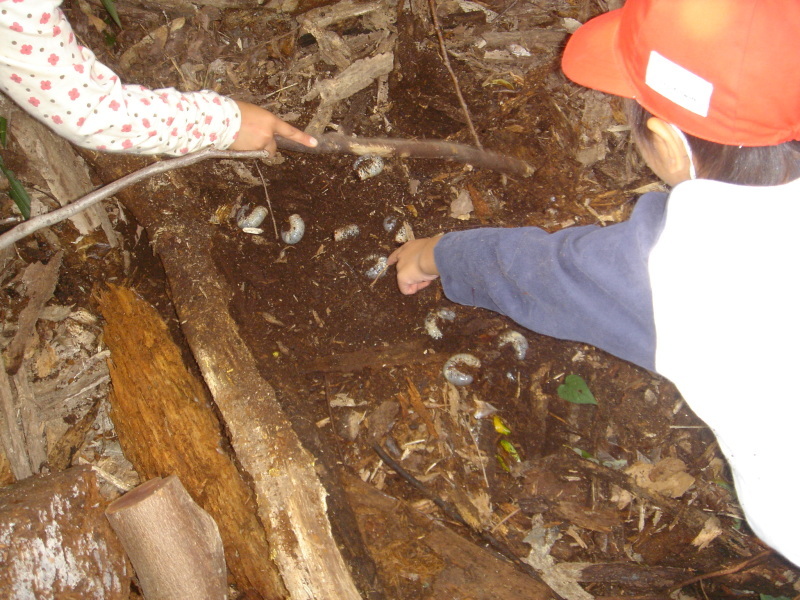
[277,133,534,177]
[371,443,565,599]
[254,161,279,240]
[427,0,483,149]
[0,148,269,251]
[668,549,773,594]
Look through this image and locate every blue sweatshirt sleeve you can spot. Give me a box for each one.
[434,191,669,370]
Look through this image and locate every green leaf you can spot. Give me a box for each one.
[557,374,597,405]
[760,595,790,600]
[0,116,7,148]
[571,446,599,464]
[0,158,31,220]
[100,0,122,28]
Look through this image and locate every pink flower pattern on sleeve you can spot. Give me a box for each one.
[0,0,241,155]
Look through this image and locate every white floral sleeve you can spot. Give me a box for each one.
[0,0,241,155]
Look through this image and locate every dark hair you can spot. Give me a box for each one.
[625,100,800,186]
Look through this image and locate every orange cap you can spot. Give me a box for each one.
[561,0,800,146]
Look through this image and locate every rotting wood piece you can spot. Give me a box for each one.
[343,473,555,600]
[106,475,227,600]
[0,465,131,599]
[99,284,286,598]
[85,150,375,600]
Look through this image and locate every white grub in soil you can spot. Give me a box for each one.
[424,307,456,339]
[383,214,398,232]
[364,255,389,279]
[281,214,305,244]
[237,205,268,229]
[443,353,481,386]
[333,224,360,241]
[498,330,529,360]
[354,154,385,180]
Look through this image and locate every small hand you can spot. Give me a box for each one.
[229,100,317,155]
[387,237,441,295]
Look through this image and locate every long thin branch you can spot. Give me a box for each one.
[0,148,269,251]
[427,0,483,149]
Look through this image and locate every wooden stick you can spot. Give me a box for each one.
[426,0,483,149]
[278,133,534,176]
[106,475,228,600]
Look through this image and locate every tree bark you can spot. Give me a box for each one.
[0,465,132,599]
[106,475,227,600]
[99,284,287,599]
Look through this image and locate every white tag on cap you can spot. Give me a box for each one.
[645,50,713,117]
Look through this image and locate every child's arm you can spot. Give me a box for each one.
[0,0,315,155]
[391,192,668,370]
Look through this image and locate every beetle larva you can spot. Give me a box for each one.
[365,255,389,280]
[442,353,481,386]
[281,214,305,245]
[237,206,268,229]
[424,308,456,339]
[354,155,385,180]
[333,224,360,241]
[498,330,529,360]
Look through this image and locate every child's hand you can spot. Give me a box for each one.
[229,100,317,155]
[388,237,442,295]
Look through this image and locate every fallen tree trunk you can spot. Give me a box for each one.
[0,466,131,599]
[87,152,376,600]
[99,284,287,598]
[106,475,227,600]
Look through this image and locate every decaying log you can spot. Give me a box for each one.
[88,152,371,600]
[99,283,286,598]
[342,473,555,600]
[0,465,131,599]
[106,475,227,600]
[151,219,365,600]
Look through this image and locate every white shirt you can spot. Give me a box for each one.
[650,176,800,566]
[1,0,240,155]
